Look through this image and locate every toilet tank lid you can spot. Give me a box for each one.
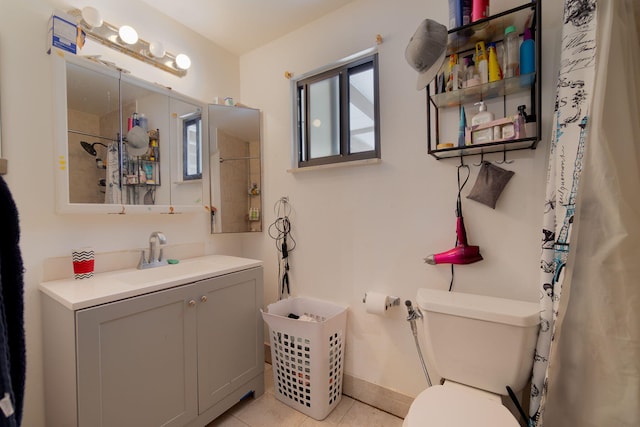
[417,288,540,327]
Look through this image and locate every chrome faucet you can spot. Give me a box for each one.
[138,231,168,269]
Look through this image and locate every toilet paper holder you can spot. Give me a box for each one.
[362,293,401,309]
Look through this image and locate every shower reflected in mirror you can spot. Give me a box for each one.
[80,141,108,156]
[209,105,262,233]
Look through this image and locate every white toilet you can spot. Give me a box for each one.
[403,288,540,427]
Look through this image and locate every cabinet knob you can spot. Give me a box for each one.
[188,300,196,308]
[200,295,208,303]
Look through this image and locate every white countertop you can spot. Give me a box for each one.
[39,255,263,310]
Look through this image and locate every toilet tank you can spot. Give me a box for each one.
[416,288,540,395]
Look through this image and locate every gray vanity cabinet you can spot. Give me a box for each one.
[196,272,263,411]
[42,265,264,427]
[76,282,198,427]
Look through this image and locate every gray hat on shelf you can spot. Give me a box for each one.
[126,126,149,156]
[405,19,448,90]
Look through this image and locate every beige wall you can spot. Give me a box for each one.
[0,0,565,424]
[240,0,564,398]
[0,0,241,424]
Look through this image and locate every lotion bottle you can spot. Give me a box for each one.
[471,101,494,144]
[471,101,494,125]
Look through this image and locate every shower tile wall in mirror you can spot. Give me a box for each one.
[209,105,262,233]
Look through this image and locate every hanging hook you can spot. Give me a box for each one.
[459,155,465,167]
[473,152,485,166]
[495,149,514,164]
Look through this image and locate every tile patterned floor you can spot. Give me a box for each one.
[207,364,404,427]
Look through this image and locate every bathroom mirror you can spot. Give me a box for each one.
[54,53,207,213]
[209,104,262,233]
[169,97,205,207]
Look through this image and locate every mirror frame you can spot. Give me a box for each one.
[53,51,209,214]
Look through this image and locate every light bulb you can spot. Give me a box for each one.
[148,41,166,58]
[118,25,138,45]
[175,53,191,70]
[81,7,103,28]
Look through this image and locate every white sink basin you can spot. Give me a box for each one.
[116,261,214,285]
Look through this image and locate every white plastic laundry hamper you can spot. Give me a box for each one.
[262,297,347,420]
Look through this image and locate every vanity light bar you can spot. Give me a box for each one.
[68,8,188,77]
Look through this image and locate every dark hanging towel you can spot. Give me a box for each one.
[0,176,25,427]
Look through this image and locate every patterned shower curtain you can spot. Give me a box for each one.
[104,142,122,204]
[529,0,598,424]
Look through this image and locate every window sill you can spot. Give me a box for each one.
[173,179,202,184]
[287,158,381,173]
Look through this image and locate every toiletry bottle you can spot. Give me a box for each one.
[472,0,489,22]
[520,27,535,85]
[472,101,494,125]
[503,25,520,78]
[446,54,454,91]
[493,125,502,141]
[475,42,489,84]
[501,122,515,140]
[487,43,502,82]
[138,114,148,132]
[448,0,462,28]
[458,106,466,147]
[446,54,462,92]
[464,55,479,87]
[462,0,473,25]
[515,105,527,138]
[471,101,494,144]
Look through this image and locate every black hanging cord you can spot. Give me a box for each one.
[449,164,471,292]
[456,163,470,218]
[268,198,296,299]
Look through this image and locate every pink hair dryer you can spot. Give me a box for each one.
[424,215,483,265]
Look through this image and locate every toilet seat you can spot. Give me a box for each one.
[403,382,520,427]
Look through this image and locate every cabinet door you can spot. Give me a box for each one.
[76,284,198,427]
[196,268,264,412]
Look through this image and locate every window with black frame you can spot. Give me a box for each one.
[295,53,380,168]
[183,115,202,180]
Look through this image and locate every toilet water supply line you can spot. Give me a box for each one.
[268,197,296,300]
[405,300,432,387]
